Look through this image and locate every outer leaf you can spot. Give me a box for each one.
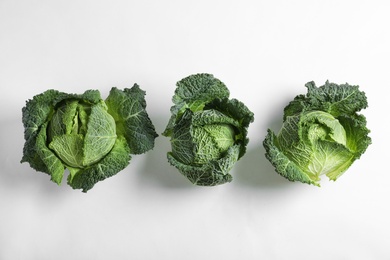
[305,81,368,116]
[47,100,79,140]
[163,73,230,136]
[68,136,131,192]
[21,90,85,183]
[35,122,65,184]
[284,81,368,118]
[263,129,317,186]
[83,102,116,166]
[309,140,355,181]
[170,109,196,165]
[173,73,230,105]
[105,85,158,155]
[167,144,240,186]
[21,89,60,168]
[49,134,84,168]
[338,114,371,158]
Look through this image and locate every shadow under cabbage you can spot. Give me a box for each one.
[136,113,194,189]
[232,107,292,189]
[232,145,291,188]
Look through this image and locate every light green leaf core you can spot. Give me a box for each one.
[48,101,116,169]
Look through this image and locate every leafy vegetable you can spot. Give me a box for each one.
[21,85,158,192]
[163,73,254,186]
[263,81,371,186]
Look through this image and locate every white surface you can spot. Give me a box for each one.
[1,0,389,259]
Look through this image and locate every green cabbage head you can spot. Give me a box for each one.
[163,73,254,186]
[21,85,158,192]
[263,81,371,186]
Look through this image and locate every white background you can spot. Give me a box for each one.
[1,0,389,259]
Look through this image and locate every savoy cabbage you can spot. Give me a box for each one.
[21,85,158,192]
[263,81,371,186]
[163,73,254,186]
